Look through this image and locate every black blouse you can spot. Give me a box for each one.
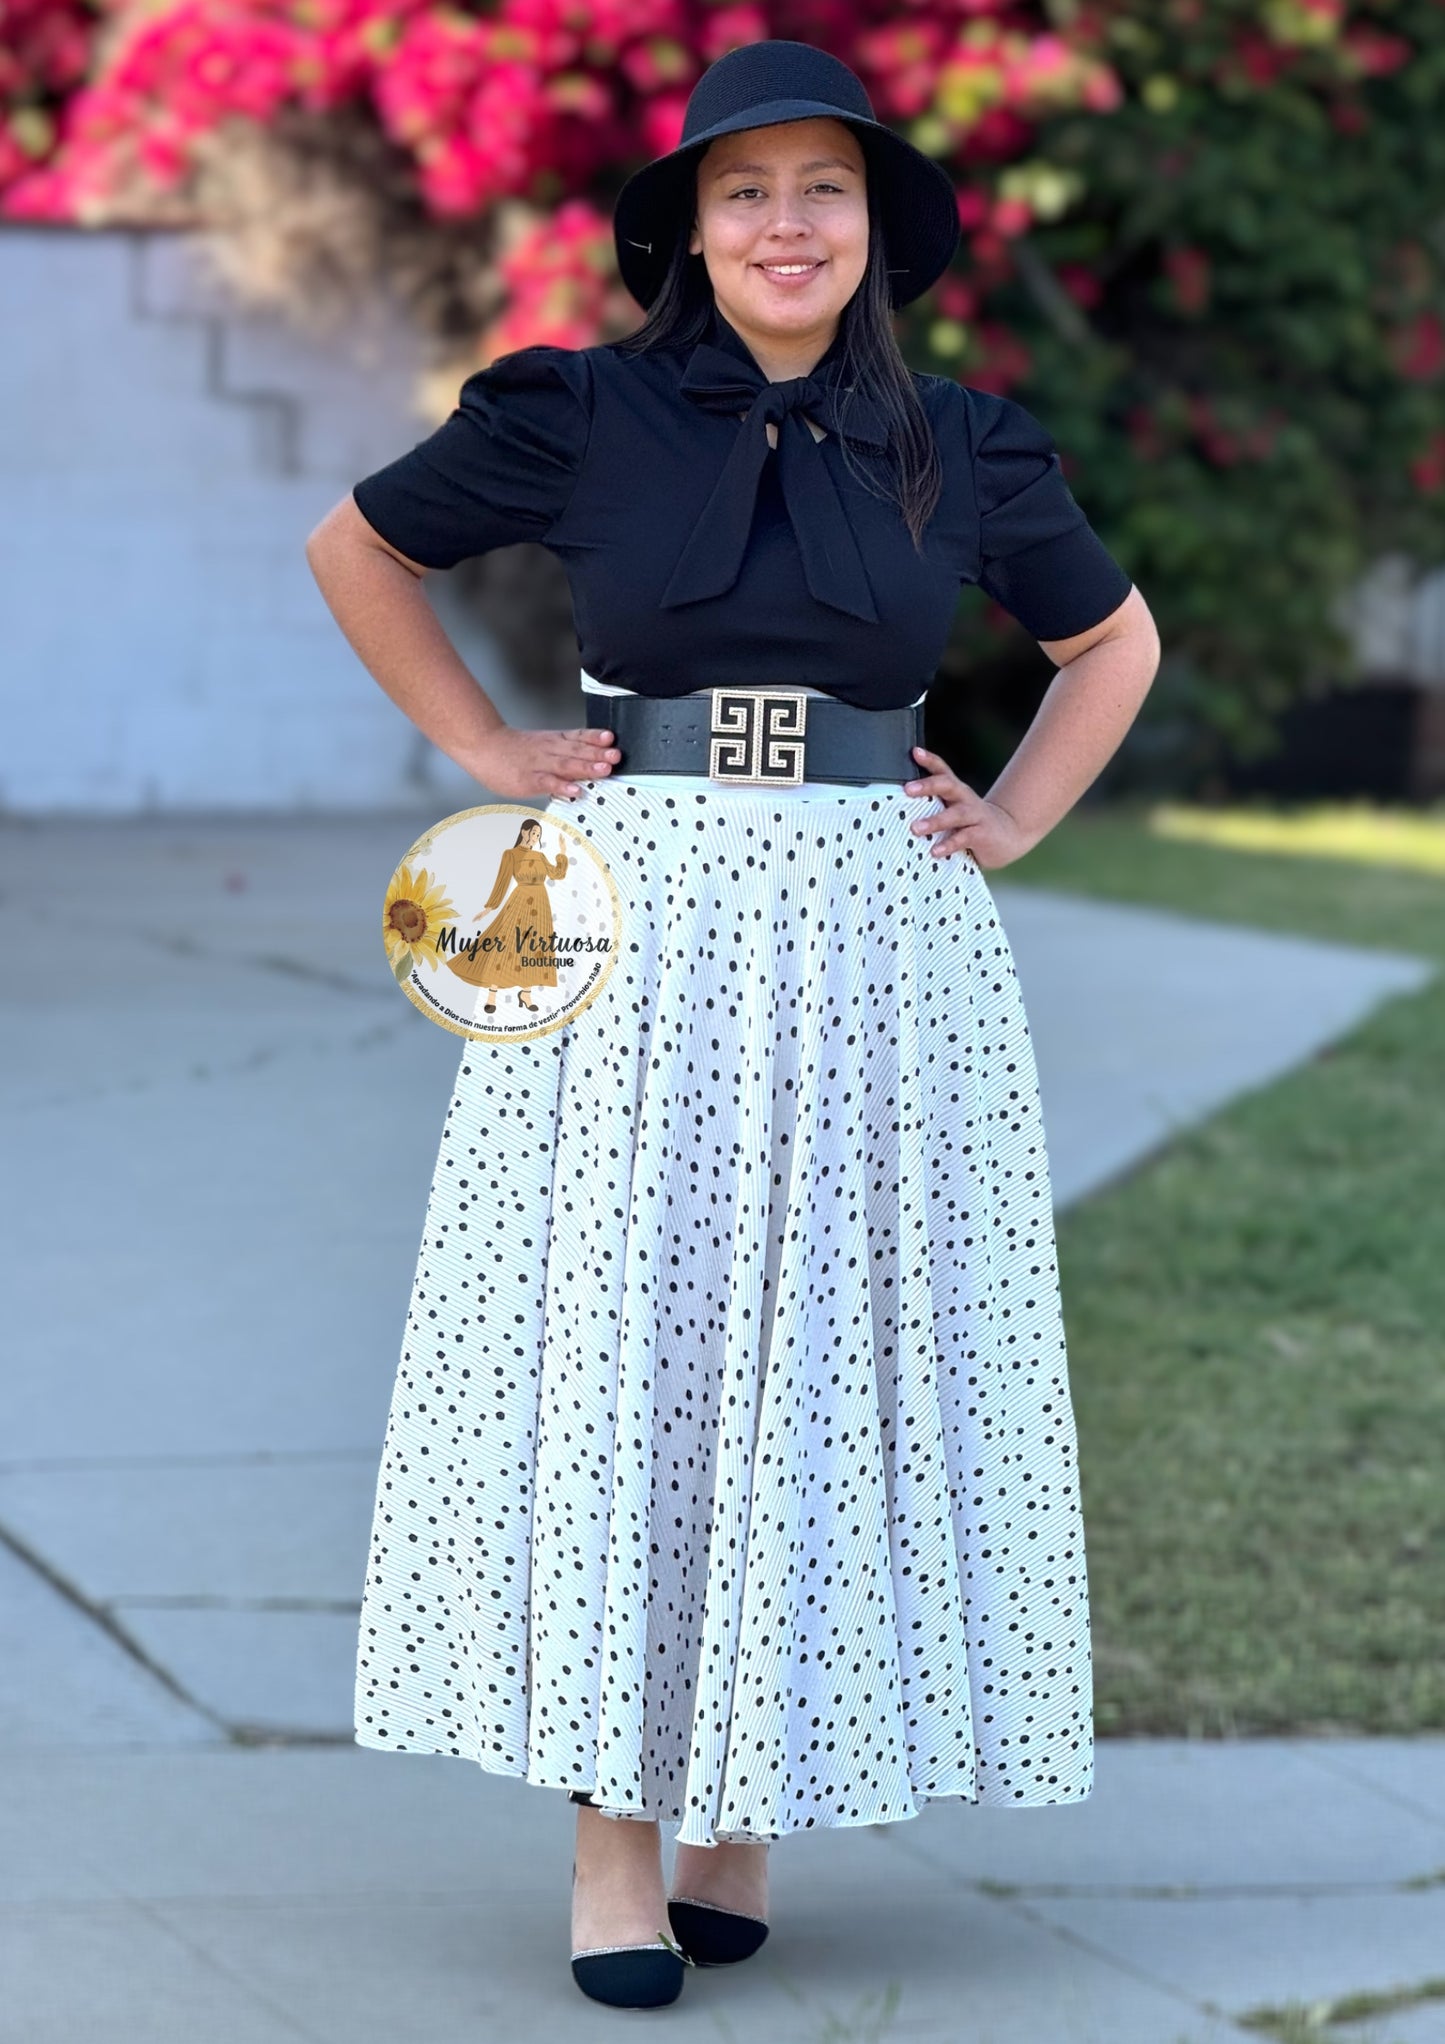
[351,301,1133,714]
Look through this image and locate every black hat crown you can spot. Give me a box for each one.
[680,41,876,143]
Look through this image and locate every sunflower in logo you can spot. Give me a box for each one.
[383,864,458,984]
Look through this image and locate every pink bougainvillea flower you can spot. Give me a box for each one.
[1165,245,1211,316]
[1057,262,1103,311]
[1410,431,1445,494]
[1390,310,1445,384]
[1340,26,1412,78]
[853,22,948,119]
[990,194,1031,238]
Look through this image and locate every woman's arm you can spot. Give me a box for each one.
[905,585,1162,867]
[303,496,620,802]
[984,584,1161,850]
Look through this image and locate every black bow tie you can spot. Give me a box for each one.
[659,339,889,624]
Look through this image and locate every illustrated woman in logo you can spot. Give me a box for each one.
[444,815,568,1014]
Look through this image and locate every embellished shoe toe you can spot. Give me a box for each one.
[570,1859,690,2008]
[570,1943,687,2008]
[666,1895,770,1966]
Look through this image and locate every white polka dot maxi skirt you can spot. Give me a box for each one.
[355,767,1094,1848]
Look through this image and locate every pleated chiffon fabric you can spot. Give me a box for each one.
[354,772,1094,1848]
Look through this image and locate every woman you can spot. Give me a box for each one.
[306,37,1160,2012]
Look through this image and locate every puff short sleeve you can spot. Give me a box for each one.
[967,385,1133,640]
[350,345,592,570]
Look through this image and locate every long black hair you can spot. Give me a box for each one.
[608,133,945,553]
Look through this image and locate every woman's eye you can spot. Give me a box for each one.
[729,183,843,199]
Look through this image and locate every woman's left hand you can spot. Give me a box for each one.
[903,746,1035,871]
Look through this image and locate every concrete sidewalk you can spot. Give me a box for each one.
[2,813,1439,2044]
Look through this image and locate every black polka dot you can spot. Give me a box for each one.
[355,774,1093,1848]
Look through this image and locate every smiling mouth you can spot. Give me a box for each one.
[756,259,826,276]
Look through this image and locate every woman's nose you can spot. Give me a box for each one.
[763,195,812,232]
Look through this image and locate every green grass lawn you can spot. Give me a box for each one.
[1007,800,1445,1737]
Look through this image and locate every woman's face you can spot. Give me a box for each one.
[689,116,868,358]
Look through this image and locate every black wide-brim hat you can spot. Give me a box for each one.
[613,39,961,314]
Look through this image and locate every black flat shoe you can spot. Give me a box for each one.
[666,1895,770,1966]
[571,1861,689,2008]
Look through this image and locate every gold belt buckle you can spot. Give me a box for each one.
[707,687,809,786]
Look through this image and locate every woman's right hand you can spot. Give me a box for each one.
[475,725,621,802]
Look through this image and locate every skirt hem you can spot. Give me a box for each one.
[352,1728,1094,1846]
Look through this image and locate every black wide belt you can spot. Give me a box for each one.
[583,686,924,787]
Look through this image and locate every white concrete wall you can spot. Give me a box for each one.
[1344,553,1445,687]
[0,226,527,815]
